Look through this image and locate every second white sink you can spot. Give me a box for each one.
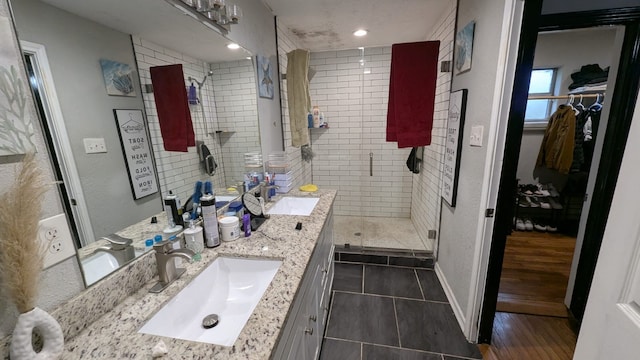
[139,257,282,346]
[266,197,320,216]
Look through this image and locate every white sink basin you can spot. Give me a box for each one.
[81,249,146,286]
[138,257,282,346]
[215,195,239,203]
[266,197,320,216]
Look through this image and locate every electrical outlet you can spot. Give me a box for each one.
[83,138,107,154]
[470,126,484,147]
[38,214,76,268]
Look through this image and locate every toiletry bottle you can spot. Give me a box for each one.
[243,214,251,238]
[200,193,220,248]
[164,191,183,228]
[184,220,203,261]
[312,105,320,128]
[164,192,177,228]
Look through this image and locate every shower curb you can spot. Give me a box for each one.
[334,245,434,269]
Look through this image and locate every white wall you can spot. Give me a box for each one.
[276,21,312,188]
[436,0,511,329]
[12,0,162,241]
[307,48,413,218]
[210,59,260,187]
[412,1,457,252]
[133,37,226,203]
[516,28,618,186]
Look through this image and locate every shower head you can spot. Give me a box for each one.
[188,71,213,89]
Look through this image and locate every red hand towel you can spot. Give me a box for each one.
[150,64,195,152]
[386,41,440,148]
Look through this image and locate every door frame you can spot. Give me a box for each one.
[21,41,95,247]
[478,6,640,343]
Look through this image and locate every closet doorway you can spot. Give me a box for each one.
[479,2,640,349]
[501,26,621,321]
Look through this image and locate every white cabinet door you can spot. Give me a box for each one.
[573,96,640,359]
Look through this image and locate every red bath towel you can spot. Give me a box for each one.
[386,41,440,148]
[150,64,195,152]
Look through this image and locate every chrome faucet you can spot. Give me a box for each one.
[260,182,280,203]
[149,241,195,293]
[95,234,135,266]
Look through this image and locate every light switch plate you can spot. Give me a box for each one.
[470,126,484,147]
[83,138,107,153]
[38,214,76,268]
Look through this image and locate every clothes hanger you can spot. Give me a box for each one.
[567,95,580,115]
[576,94,586,111]
[590,93,603,112]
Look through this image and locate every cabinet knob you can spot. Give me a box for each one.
[322,268,328,273]
[309,315,317,322]
[304,327,314,335]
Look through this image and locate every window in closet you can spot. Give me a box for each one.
[525,68,557,123]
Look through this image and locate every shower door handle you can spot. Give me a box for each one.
[369,152,373,176]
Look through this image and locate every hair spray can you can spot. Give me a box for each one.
[200,194,220,248]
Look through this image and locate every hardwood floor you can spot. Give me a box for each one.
[481,231,579,359]
[497,231,576,317]
[479,312,577,360]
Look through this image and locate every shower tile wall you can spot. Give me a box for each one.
[133,36,226,201]
[411,2,457,251]
[277,20,313,188]
[309,48,413,218]
[209,59,260,187]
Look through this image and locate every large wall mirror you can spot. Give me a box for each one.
[10,0,262,286]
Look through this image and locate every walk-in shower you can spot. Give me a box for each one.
[307,47,432,252]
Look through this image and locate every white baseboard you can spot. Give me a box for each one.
[434,263,466,334]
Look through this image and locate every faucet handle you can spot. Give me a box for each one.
[153,241,172,253]
[101,234,133,250]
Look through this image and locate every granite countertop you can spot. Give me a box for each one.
[62,189,336,359]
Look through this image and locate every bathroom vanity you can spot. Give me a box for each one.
[18,189,336,359]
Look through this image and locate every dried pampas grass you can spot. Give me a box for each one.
[0,153,50,313]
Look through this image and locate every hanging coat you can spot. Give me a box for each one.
[536,105,576,174]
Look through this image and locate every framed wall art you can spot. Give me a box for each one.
[257,55,274,99]
[113,109,158,199]
[0,0,36,156]
[454,21,475,74]
[100,59,136,97]
[442,89,468,207]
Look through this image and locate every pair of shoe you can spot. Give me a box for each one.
[515,218,534,231]
[533,223,558,232]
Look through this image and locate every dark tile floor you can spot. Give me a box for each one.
[320,262,482,360]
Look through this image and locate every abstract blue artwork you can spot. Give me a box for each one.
[100,59,136,97]
[257,55,274,99]
[454,21,475,75]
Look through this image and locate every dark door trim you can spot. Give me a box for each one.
[478,5,640,343]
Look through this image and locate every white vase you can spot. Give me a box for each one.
[10,307,64,360]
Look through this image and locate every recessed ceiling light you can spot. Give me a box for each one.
[227,43,240,50]
[353,29,368,37]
